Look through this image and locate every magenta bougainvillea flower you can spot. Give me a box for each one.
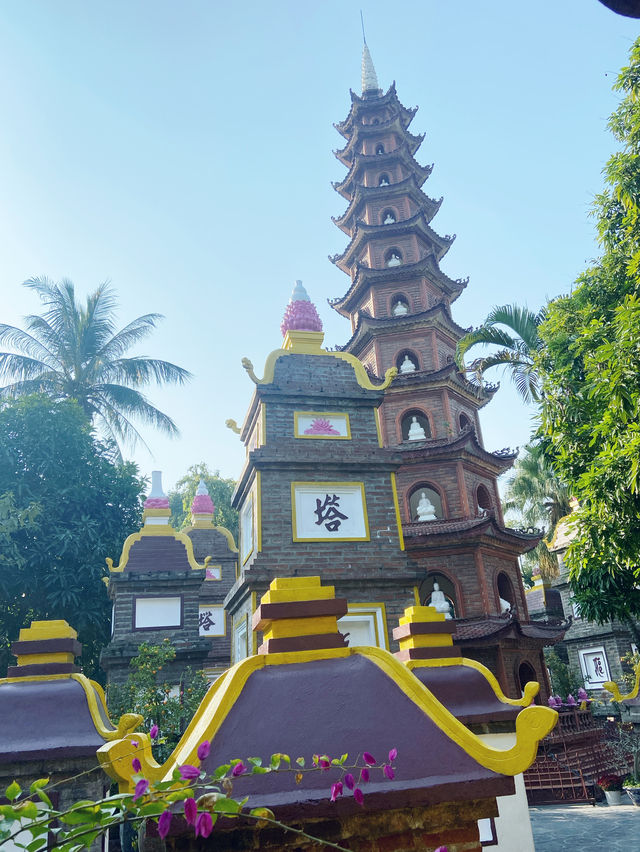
[157,810,172,839]
[360,768,370,783]
[149,724,159,740]
[344,773,355,790]
[179,765,200,780]
[353,788,364,806]
[319,758,330,770]
[388,748,398,762]
[184,797,197,826]
[434,847,448,852]
[363,752,376,765]
[330,781,343,802]
[131,758,141,773]
[231,762,246,777]
[195,811,213,839]
[133,779,149,800]
[383,765,395,780]
[197,740,210,761]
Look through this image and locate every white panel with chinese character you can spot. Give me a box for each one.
[578,646,611,689]
[292,482,369,541]
[338,604,387,649]
[198,605,225,637]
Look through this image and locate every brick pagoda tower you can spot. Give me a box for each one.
[328,45,564,694]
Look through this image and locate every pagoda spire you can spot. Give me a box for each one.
[361,42,379,94]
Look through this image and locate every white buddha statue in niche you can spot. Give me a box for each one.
[416,490,437,521]
[392,300,408,316]
[399,354,416,374]
[428,582,452,619]
[407,416,426,441]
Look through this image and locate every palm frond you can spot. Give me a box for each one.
[0,353,55,383]
[0,324,59,366]
[95,314,164,362]
[93,383,180,436]
[101,357,192,386]
[456,326,518,367]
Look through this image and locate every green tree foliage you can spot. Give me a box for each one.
[503,443,571,581]
[544,649,585,699]
[537,36,640,624]
[0,395,144,679]
[107,641,210,763]
[0,278,192,454]
[455,304,545,402]
[169,463,238,542]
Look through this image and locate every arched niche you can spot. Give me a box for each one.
[375,143,385,155]
[476,484,493,514]
[390,293,409,316]
[421,573,457,619]
[396,349,420,374]
[497,572,516,614]
[381,208,397,225]
[378,173,391,186]
[385,247,403,267]
[517,660,539,699]
[459,412,472,432]
[400,409,431,441]
[408,484,443,521]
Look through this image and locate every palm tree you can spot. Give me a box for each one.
[455,304,545,403]
[504,442,572,581]
[0,277,192,452]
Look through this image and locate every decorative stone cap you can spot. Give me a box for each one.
[143,470,171,525]
[392,605,461,663]
[191,478,215,527]
[280,281,323,337]
[252,576,348,654]
[8,619,81,677]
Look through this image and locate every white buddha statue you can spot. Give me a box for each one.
[383,212,396,224]
[499,596,512,614]
[386,251,401,267]
[399,354,416,374]
[407,416,426,441]
[392,300,408,316]
[428,582,452,620]
[416,490,437,521]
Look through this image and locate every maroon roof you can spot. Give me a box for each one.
[122,535,196,573]
[453,615,566,645]
[411,665,520,726]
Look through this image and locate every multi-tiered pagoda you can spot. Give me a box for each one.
[328,45,564,693]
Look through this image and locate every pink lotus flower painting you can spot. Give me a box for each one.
[304,418,340,436]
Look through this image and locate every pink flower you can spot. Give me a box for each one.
[133,779,149,800]
[363,752,375,765]
[388,748,397,762]
[319,758,330,770]
[179,764,200,780]
[150,724,159,740]
[330,782,343,802]
[353,787,364,805]
[157,810,172,839]
[383,764,395,780]
[360,767,370,783]
[344,773,355,790]
[132,741,139,748]
[197,740,210,761]
[131,758,141,773]
[195,811,213,839]
[184,797,197,826]
[434,847,448,852]
[231,762,246,777]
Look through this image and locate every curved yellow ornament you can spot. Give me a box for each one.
[604,662,640,703]
[225,419,242,435]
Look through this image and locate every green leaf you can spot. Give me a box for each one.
[213,764,230,779]
[29,779,49,795]
[250,766,269,775]
[26,839,47,852]
[6,781,21,802]
[249,807,274,820]
[15,801,39,820]
[212,797,242,815]
[295,757,305,768]
[247,757,262,767]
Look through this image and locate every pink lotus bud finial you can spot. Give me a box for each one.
[191,478,215,515]
[280,280,323,337]
[144,470,170,509]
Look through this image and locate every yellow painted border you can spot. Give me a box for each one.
[203,564,222,582]
[374,407,384,448]
[293,411,352,440]
[98,645,557,792]
[251,592,258,654]
[181,525,238,554]
[199,604,226,638]
[256,473,262,553]
[106,526,210,573]
[390,473,405,551]
[232,613,249,664]
[341,602,390,649]
[413,586,421,605]
[290,481,370,542]
[240,493,255,566]
[260,402,266,447]
[604,661,640,703]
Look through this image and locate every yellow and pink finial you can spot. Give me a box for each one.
[191,478,215,527]
[280,281,323,337]
[143,470,171,525]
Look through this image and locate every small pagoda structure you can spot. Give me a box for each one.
[327,45,564,694]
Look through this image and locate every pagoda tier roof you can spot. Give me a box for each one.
[335,82,418,138]
[333,142,433,201]
[402,513,543,556]
[328,254,468,316]
[386,362,499,408]
[338,302,468,356]
[453,614,567,647]
[330,210,455,274]
[333,173,442,235]
[335,113,425,167]
[393,426,517,474]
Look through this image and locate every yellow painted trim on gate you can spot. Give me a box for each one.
[375,407,384,447]
[390,473,405,551]
[16,652,74,666]
[264,616,339,640]
[106,526,209,573]
[604,662,640,703]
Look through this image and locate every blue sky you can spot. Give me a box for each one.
[0,1,638,491]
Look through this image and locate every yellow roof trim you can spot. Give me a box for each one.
[106,525,211,572]
[604,661,640,703]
